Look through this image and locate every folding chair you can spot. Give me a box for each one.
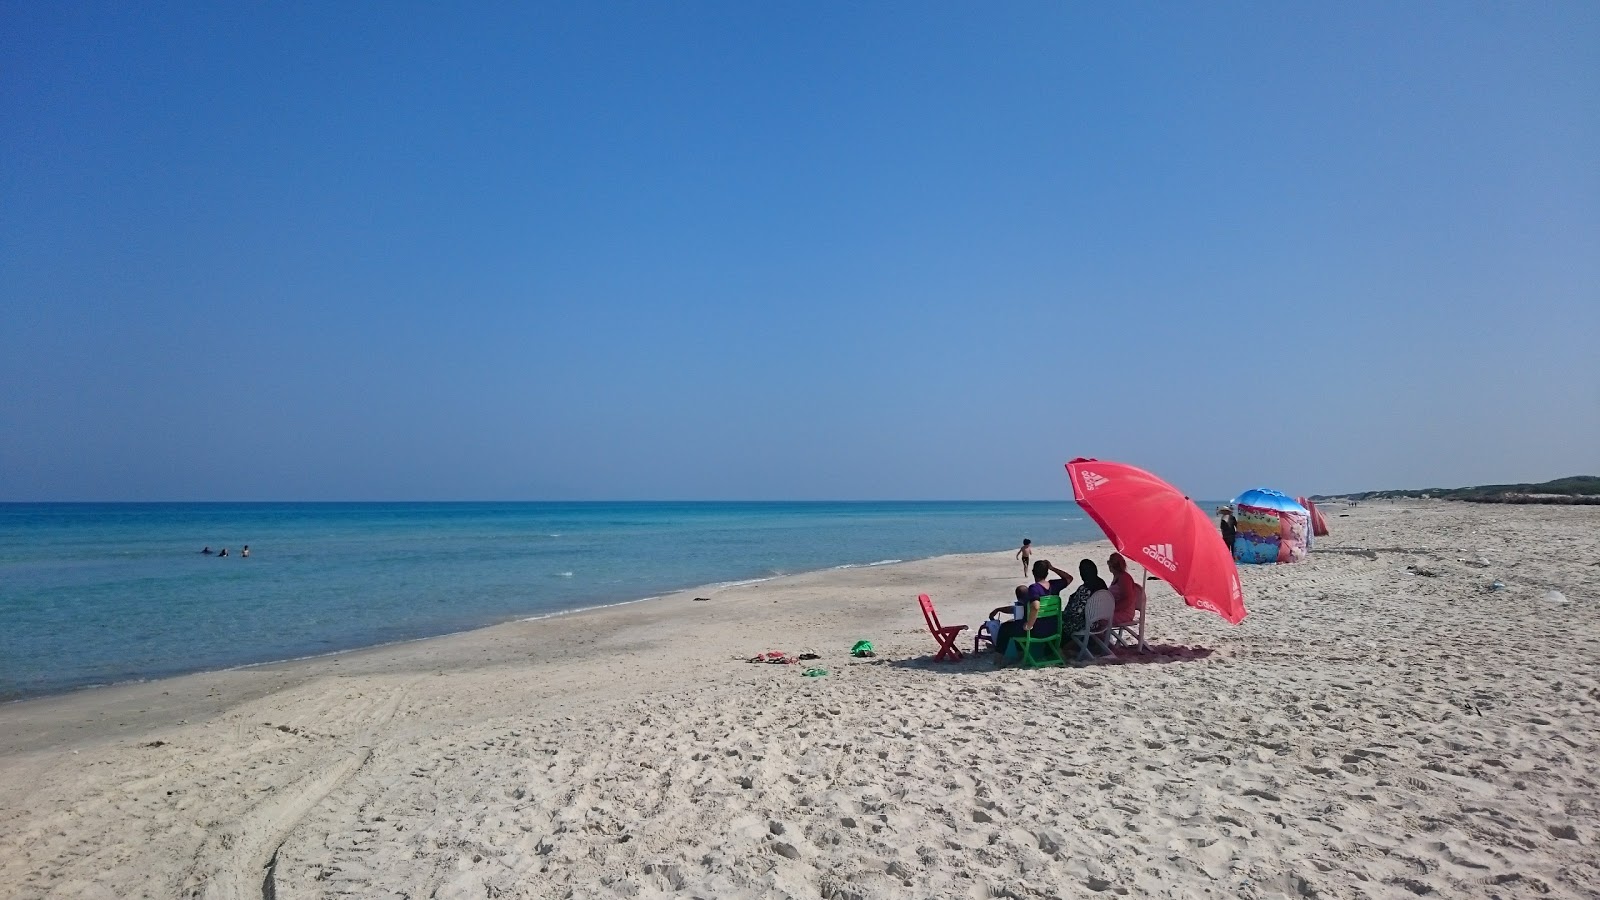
[974,620,997,655]
[917,593,967,662]
[1073,590,1116,662]
[1012,594,1066,669]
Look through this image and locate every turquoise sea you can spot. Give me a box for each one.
[0,502,1101,700]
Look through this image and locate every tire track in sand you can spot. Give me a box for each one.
[196,688,405,900]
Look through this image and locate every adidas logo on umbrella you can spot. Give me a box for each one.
[1143,543,1177,571]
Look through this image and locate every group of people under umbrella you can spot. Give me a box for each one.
[988,552,1143,662]
[973,458,1251,665]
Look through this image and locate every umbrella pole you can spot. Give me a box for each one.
[1136,569,1151,653]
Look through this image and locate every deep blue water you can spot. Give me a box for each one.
[0,502,1100,699]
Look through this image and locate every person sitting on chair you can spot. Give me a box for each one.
[994,560,1074,662]
[980,589,1026,650]
[1107,552,1142,626]
[1026,558,1075,602]
[1062,559,1111,650]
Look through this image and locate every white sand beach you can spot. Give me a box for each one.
[1,501,1596,899]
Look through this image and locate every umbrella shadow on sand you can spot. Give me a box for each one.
[889,644,1215,675]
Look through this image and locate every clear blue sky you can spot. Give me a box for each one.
[3,3,1596,501]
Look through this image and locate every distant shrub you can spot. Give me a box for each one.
[1314,476,1600,504]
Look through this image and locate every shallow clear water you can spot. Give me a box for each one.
[0,502,1100,699]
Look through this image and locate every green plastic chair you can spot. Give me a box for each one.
[1013,594,1066,669]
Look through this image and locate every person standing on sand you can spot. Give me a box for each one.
[1016,538,1032,579]
[1218,507,1237,557]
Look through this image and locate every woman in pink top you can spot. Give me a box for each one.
[1107,553,1141,626]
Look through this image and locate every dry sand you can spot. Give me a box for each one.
[1,501,1596,899]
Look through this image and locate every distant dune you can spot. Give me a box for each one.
[1315,475,1600,505]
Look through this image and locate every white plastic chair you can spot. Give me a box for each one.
[1074,589,1116,661]
[1109,581,1150,653]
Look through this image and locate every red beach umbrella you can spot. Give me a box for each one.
[1297,496,1331,537]
[1065,457,1247,625]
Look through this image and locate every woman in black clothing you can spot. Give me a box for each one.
[1062,558,1110,645]
[1218,506,1237,557]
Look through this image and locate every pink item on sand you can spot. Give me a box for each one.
[748,651,798,664]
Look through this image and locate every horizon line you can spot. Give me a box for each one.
[0,497,1103,505]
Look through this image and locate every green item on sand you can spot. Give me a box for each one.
[802,668,828,677]
[850,640,874,658]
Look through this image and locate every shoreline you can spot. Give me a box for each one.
[0,538,1090,759]
[2,498,1105,704]
[2,587,670,708]
[0,547,955,708]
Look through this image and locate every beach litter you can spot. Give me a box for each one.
[801,668,827,677]
[850,640,875,658]
[1544,591,1569,604]
[1405,565,1440,577]
[748,651,798,664]
[1489,581,1506,592]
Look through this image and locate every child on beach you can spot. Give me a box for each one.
[1016,538,1032,578]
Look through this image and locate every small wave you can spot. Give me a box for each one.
[517,594,655,623]
[709,576,775,589]
[833,559,903,570]
[556,571,573,578]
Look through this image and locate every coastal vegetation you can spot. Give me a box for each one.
[1315,476,1600,505]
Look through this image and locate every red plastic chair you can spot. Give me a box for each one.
[918,593,968,662]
